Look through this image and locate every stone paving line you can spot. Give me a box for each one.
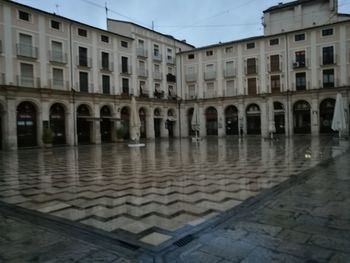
[162,150,350,263]
[1,146,350,262]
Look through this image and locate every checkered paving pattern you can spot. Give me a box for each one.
[0,136,348,246]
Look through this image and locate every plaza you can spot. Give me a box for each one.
[0,136,349,262]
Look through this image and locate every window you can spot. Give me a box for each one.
[225,61,235,77]
[122,78,129,94]
[51,41,63,62]
[294,51,306,67]
[138,39,145,47]
[247,78,257,95]
[121,56,129,73]
[269,38,279,46]
[102,75,110,94]
[270,55,280,72]
[246,42,255,49]
[294,33,305,41]
[322,28,333,36]
[121,41,128,48]
[101,35,109,43]
[206,50,213,56]
[139,80,146,95]
[20,63,34,87]
[322,46,334,65]
[168,67,173,74]
[188,84,196,98]
[323,69,334,88]
[18,10,31,21]
[225,47,233,53]
[51,20,60,30]
[271,75,280,93]
[101,52,109,70]
[18,33,34,57]
[78,47,88,67]
[78,28,87,37]
[188,54,195,59]
[52,68,64,88]
[226,80,235,96]
[246,58,257,74]
[154,44,160,56]
[295,72,306,91]
[206,82,215,98]
[79,72,89,92]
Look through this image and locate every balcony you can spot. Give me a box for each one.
[77,83,94,93]
[168,89,177,100]
[153,71,162,80]
[321,55,337,66]
[320,79,338,89]
[166,56,175,64]
[166,73,176,83]
[245,65,258,75]
[185,73,197,82]
[49,79,68,90]
[204,71,216,80]
[223,68,236,78]
[292,59,308,69]
[77,56,92,68]
[100,61,114,71]
[268,62,282,72]
[186,93,196,100]
[139,86,149,98]
[121,86,130,96]
[293,81,310,91]
[16,44,38,59]
[204,90,216,99]
[17,75,38,88]
[137,68,148,78]
[137,48,148,58]
[154,89,165,99]
[49,51,67,64]
[153,53,162,61]
[120,65,132,75]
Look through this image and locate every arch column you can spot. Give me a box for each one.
[311,97,319,136]
[261,99,269,138]
[286,98,293,137]
[4,97,16,149]
[66,102,74,146]
[93,104,101,144]
[217,105,225,137]
[160,118,168,138]
[180,106,188,137]
[147,108,155,139]
[238,102,245,136]
[199,106,206,137]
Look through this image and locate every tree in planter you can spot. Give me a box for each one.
[42,126,53,146]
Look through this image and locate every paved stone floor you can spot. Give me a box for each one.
[0,136,349,262]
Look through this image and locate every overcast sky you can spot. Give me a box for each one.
[13,0,350,47]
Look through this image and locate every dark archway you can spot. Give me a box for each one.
[154,108,162,138]
[225,105,238,135]
[50,103,66,145]
[274,102,285,134]
[100,105,112,142]
[139,108,147,139]
[320,98,336,134]
[206,107,218,136]
[17,101,37,147]
[121,107,130,140]
[77,104,92,144]
[293,100,311,134]
[246,104,261,135]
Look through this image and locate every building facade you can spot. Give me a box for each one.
[0,0,349,150]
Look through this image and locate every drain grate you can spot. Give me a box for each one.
[174,235,194,247]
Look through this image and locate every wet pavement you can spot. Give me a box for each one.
[0,136,349,262]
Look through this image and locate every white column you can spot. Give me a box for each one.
[113,38,120,95]
[146,107,155,139]
[93,104,101,144]
[148,41,154,98]
[38,16,47,88]
[199,105,206,136]
[259,41,267,93]
[238,101,245,135]
[311,96,319,135]
[197,53,204,99]
[3,5,14,84]
[237,44,244,95]
[66,101,74,146]
[4,97,17,149]
[260,99,268,137]
[339,25,347,86]
[217,49,223,97]
[180,105,188,137]
[91,32,99,93]
[310,30,317,89]
[217,105,225,136]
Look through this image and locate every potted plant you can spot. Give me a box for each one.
[42,126,53,147]
[116,127,125,142]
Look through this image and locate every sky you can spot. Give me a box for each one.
[12,0,350,47]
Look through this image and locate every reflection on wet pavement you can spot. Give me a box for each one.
[0,136,348,246]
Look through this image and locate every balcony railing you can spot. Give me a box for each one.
[77,83,93,93]
[137,68,148,78]
[49,79,68,90]
[154,89,165,99]
[293,81,310,91]
[204,71,216,80]
[245,65,258,75]
[120,65,132,75]
[16,44,38,59]
[204,90,216,99]
[49,51,67,64]
[321,54,337,66]
[268,61,282,72]
[140,87,149,98]
[223,68,236,78]
[292,59,308,69]
[320,79,338,88]
[166,73,176,82]
[137,48,148,58]
[153,71,162,80]
[186,92,196,100]
[168,89,177,100]
[185,73,197,82]
[100,61,114,71]
[153,53,162,61]
[166,56,175,64]
[77,56,92,68]
[17,75,39,88]
[121,87,130,96]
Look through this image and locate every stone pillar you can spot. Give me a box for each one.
[66,102,74,146]
[286,95,293,136]
[199,105,206,137]
[4,96,17,150]
[238,101,245,136]
[260,99,268,138]
[146,107,155,139]
[93,104,101,144]
[180,105,188,137]
[311,96,319,136]
[217,104,225,137]
[160,117,168,138]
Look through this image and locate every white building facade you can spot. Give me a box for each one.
[0,0,349,150]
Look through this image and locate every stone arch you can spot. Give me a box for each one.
[205,106,218,136]
[225,105,238,135]
[293,100,311,134]
[246,103,261,135]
